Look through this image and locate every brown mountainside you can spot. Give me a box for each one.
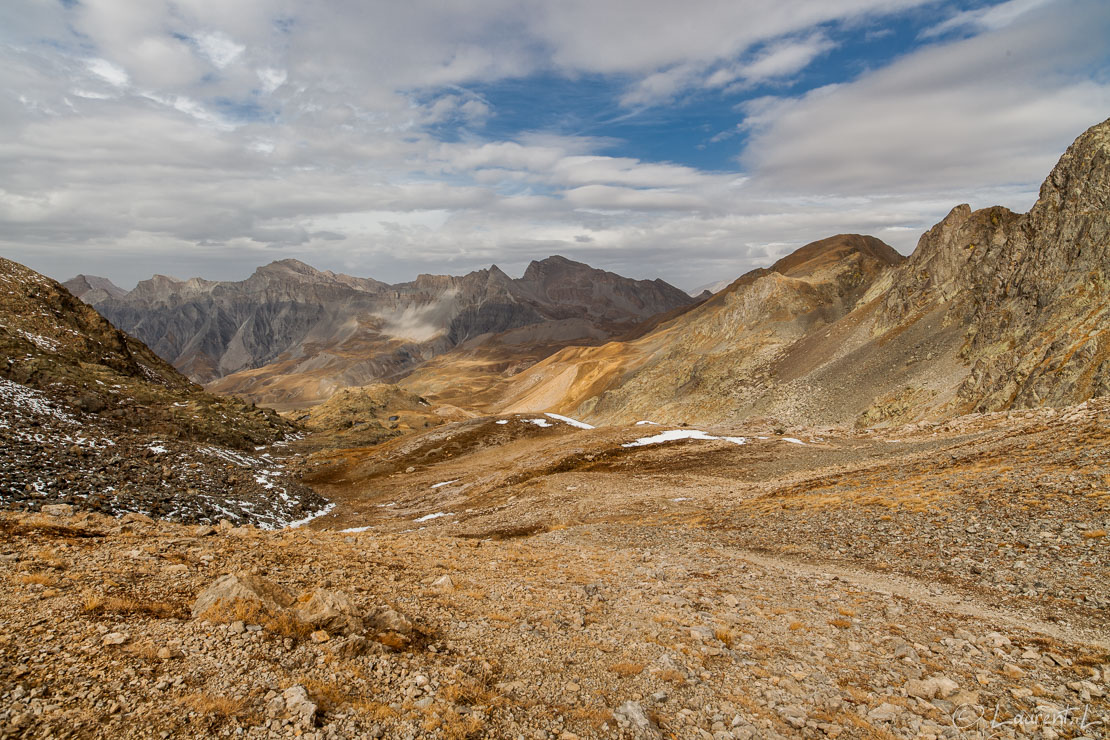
[0,257,328,525]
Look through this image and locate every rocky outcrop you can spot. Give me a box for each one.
[875,117,1110,414]
[78,257,694,406]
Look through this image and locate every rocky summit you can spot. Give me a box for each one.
[1,120,1108,740]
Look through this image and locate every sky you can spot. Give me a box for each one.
[1,0,1108,292]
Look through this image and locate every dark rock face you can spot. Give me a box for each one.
[79,256,696,404]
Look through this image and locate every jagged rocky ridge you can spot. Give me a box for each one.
[0,258,327,525]
[78,256,695,407]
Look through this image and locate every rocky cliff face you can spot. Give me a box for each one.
[79,257,694,407]
[873,117,1110,415]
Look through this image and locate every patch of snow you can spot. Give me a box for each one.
[494,419,509,425]
[622,429,747,448]
[671,497,691,502]
[635,420,660,426]
[524,418,553,428]
[147,444,168,454]
[17,330,60,353]
[414,511,453,522]
[781,437,807,445]
[431,479,459,489]
[339,525,374,533]
[284,502,336,529]
[545,412,594,430]
[0,377,77,425]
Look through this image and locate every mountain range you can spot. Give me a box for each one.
[71,256,696,408]
[64,117,1110,429]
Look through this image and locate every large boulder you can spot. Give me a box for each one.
[294,589,364,635]
[191,572,295,619]
[367,605,414,636]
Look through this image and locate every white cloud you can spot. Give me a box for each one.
[85,58,129,88]
[195,31,246,69]
[739,0,1110,196]
[922,0,1058,37]
[257,68,287,94]
[707,34,836,89]
[0,0,1107,294]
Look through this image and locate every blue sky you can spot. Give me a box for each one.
[0,0,1108,291]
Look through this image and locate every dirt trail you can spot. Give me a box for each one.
[733,549,1110,650]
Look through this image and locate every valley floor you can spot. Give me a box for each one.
[2,401,1108,739]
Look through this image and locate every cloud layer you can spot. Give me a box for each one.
[0,0,1107,290]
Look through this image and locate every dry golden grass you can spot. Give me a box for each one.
[18,572,59,587]
[837,607,857,617]
[83,593,180,619]
[788,621,805,631]
[352,700,399,722]
[196,597,312,639]
[373,631,409,651]
[714,626,736,648]
[33,548,68,570]
[609,661,644,677]
[420,706,485,739]
[182,693,248,718]
[654,669,686,684]
[828,618,853,629]
[440,676,502,707]
[1082,529,1106,539]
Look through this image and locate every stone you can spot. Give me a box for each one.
[310,630,330,643]
[905,679,936,699]
[329,634,368,658]
[430,574,455,593]
[1002,663,1025,678]
[41,504,73,517]
[930,676,960,699]
[191,572,295,619]
[614,700,661,738]
[295,588,364,635]
[367,605,414,635]
[282,685,317,725]
[102,632,128,646]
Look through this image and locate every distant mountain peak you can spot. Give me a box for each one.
[63,274,127,302]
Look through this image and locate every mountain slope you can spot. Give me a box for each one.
[495,118,1110,427]
[493,234,906,424]
[0,257,326,525]
[80,256,695,407]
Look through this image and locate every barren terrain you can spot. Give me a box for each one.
[3,401,1107,739]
